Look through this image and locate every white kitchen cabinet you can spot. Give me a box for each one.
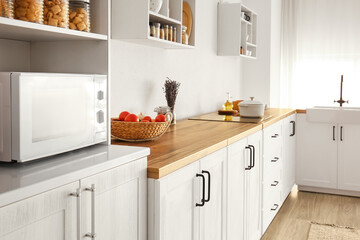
[296,114,338,189]
[218,3,257,58]
[0,182,79,240]
[338,124,360,192]
[227,130,262,240]
[81,158,147,240]
[227,137,247,240]
[281,114,296,202]
[262,121,282,234]
[148,148,227,240]
[245,131,262,240]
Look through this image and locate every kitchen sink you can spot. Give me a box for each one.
[306,106,360,124]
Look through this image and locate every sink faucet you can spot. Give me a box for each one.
[334,75,349,107]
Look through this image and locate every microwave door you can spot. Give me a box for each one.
[12,74,98,162]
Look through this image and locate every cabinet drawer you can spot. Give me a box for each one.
[262,182,281,232]
[263,156,281,184]
[264,122,282,157]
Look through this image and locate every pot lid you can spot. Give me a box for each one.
[239,97,264,106]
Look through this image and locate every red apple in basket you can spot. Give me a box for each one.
[155,114,167,122]
[119,111,130,121]
[142,116,152,122]
[125,114,139,122]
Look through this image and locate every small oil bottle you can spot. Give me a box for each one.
[223,92,233,110]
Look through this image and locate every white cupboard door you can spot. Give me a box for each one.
[157,161,201,240]
[281,114,296,202]
[296,114,338,189]
[0,182,79,240]
[200,148,227,240]
[245,131,262,240]
[227,138,247,240]
[338,124,360,191]
[81,158,147,240]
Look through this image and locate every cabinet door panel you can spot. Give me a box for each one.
[281,114,296,202]
[0,182,78,240]
[158,161,200,240]
[81,158,147,240]
[338,124,360,191]
[246,131,262,240]
[227,138,247,240]
[296,114,338,189]
[200,148,227,240]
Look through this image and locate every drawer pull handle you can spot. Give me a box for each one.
[85,184,96,239]
[70,189,81,240]
[196,173,206,207]
[271,157,279,163]
[271,204,279,211]
[290,121,296,136]
[202,170,211,203]
[245,146,252,170]
[271,181,279,187]
[271,134,279,138]
[249,145,255,168]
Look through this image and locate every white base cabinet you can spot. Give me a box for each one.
[297,114,360,194]
[81,158,147,240]
[148,148,227,240]
[0,157,147,240]
[262,114,296,234]
[338,124,360,192]
[0,182,79,240]
[227,130,262,240]
[296,114,338,189]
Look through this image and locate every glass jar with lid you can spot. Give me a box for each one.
[0,0,13,18]
[14,0,43,23]
[69,0,90,32]
[44,0,69,28]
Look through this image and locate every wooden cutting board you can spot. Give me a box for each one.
[182,2,192,38]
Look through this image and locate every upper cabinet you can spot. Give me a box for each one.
[217,3,257,58]
[112,0,196,49]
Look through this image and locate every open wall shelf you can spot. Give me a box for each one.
[112,0,196,49]
[217,3,257,58]
[0,18,107,41]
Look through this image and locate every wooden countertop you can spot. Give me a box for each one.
[112,108,297,179]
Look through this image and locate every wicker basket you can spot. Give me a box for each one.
[111,113,172,142]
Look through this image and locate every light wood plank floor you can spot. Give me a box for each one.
[261,187,360,240]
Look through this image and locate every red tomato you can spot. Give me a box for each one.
[119,111,130,121]
[125,114,139,122]
[143,116,152,122]
[155,114,167,122]
[141,120,150,122]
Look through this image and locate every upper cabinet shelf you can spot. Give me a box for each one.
[0,18,107,41]
[112,0,196,49]
[217,3,257,58]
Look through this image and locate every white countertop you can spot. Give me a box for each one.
[0,144,150,207]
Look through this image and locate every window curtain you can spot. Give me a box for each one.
[280,0,360,108]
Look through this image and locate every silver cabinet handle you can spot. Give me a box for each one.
[70,189,82,240]
[85,184,96,239]
[271,157,279,163]
[271,204,279,211]
[271,181,279,187]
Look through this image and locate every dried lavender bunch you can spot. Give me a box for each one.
[163,77,181,111]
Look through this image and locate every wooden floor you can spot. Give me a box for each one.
[261,187,360,240]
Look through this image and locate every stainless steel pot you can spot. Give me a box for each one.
[239,97,265,118]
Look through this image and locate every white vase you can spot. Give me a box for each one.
[150,0,163,13]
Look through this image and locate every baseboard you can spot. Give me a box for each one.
[298,185,360,198]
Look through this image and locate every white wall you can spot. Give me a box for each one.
[241,0,282,107]
[110,0,242,120]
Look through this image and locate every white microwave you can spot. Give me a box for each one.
[0,73,107,162]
